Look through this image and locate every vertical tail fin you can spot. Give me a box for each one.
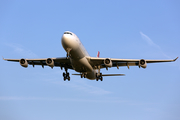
[97,51,100,58]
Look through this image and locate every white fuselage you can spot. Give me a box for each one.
[61,31,97,80]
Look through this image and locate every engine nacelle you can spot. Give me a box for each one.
[139,59,147,68]
[19,58,28,68]
[104,58,112,68]
[46,58,54,68]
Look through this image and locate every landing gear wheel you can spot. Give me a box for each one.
[64,77,66,81]
[100,77,103,81]
[96,73,98,78]
[84,74,86,78]
[63,73,65,77]
[96,72,103,81]
[100,73,102,76]
[63,70,70,81]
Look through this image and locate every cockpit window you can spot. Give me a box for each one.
[64,32,72,35]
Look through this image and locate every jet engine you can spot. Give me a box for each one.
[19,58,28,68]
[104,58,112,67]
[46,58,54,68]
[139,59,147,68]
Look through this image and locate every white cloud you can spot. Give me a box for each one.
[28,70,112,95]
[0,96,127,103]
[53,80,111,95]
[0,96,42,100]
[140,32,170,58]
[5,43,38,58]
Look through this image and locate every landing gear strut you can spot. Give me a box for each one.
[81,73,87,78]
[95,66,103,81]
[66,48,72,59]
[63,68,70,81]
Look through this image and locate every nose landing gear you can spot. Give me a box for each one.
[66,48,72,59]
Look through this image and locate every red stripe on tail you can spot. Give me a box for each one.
[97,51,100,58]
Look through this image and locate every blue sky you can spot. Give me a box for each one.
[0,0,180,120]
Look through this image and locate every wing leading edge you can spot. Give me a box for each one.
[3,57,73,69]
[88,57,178,69]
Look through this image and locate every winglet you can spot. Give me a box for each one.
[97,51,100,58]
[174,57,179,61]
[2,56,5,60]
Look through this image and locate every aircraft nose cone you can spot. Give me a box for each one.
[61,34,77,50]
[62,34,70,47]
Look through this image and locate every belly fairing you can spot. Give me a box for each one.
[70,57,93,73]
[71,57,97,80]
[86,70,97,80]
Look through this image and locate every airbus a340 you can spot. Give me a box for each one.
[3,31,178,81]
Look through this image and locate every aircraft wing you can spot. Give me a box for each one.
[3,57,73,69]
[88,57,178,69]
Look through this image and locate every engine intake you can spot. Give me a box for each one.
[139,59,147,68]
[19,58,28,68]
[46,58,54,68]
[104,58,112,67]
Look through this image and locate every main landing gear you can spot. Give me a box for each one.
[95,66,103,81]
[96,73,103,81]
[81,73,87,78]
[63,68,70,81]
[63,50,71,81]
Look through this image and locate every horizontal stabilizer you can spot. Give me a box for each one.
[72,74,81,75]
[72,74,125,76]
[102,74,125,76]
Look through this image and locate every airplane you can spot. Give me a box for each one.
[3,31,178,81]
